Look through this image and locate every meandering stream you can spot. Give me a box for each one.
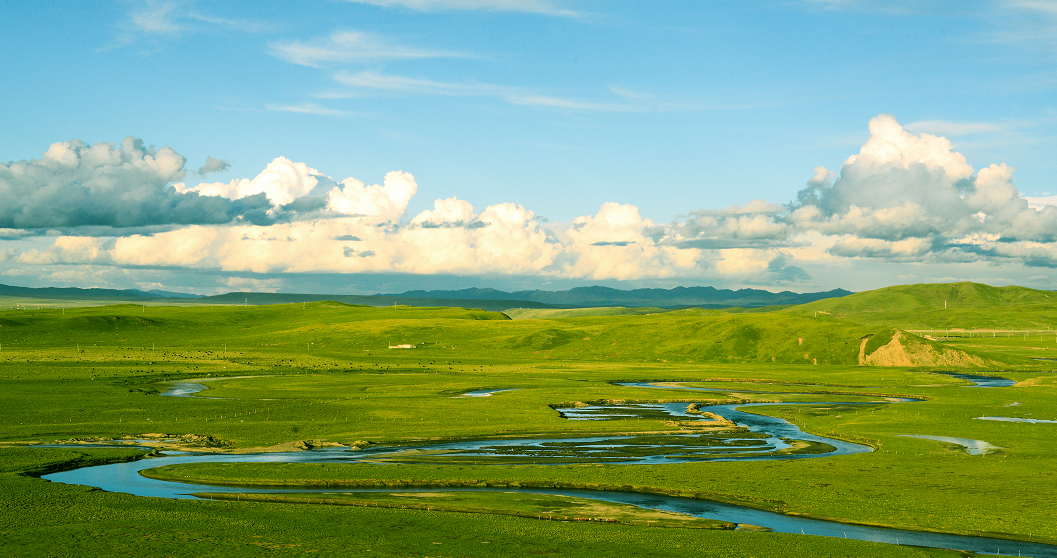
[45,374,1055,557]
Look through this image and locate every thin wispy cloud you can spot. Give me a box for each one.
[800,0,987,15]
[994,0,1057,50]
[334,70,483,95]
[1009,0,1057,15]
[107,0,270,50]
[268,31,470,68]
[267,103,359,117]
[332,71,771,112]
[333,70,647,112]
[343,0,577,16]
[905,120,1005,136]
[802,0,1057,61]
[186,13,274,34]
[505,94,642,112]
[129,0,182,36]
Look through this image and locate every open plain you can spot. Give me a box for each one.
[2,282,1057,557]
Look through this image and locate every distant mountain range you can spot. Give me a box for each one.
[384,286,853,309]
[0,284,201,301]
[0,282,851,311]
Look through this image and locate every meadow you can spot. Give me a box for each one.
[2,282,1056,557]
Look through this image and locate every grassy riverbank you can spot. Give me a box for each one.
[0,447,967,558]
[192,490,736,530]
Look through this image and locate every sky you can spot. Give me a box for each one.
[1,0,1056,296]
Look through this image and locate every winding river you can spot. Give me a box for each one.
[43,374,1056,557]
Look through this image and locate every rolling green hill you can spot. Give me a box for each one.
[0,298,990,368]
[785,282,1057,330]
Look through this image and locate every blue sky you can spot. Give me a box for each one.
[2,0,1056,295]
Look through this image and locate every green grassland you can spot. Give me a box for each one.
[0,446,963,558]
[789,282,1057,328]
[2,282,1057,557]
[191,490,736,529]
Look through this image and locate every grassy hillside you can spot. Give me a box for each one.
[787,282,1057,329]
[0,301,977,367]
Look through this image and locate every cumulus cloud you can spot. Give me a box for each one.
[674,200,790,249]
[176,156,322,207]
[0,137,272,229]
[195,156,231,176]
[656,113,1057,274]
[786,113,1057,264]
[395,202,558,274]
[410,197,477,228]
[12,113,1057,289]
[38,199,557,277]
[559,202,701,280]
[327,170,418,222]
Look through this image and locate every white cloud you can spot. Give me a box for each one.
[791,114,1057,243]
[18,236,112,266]
[176,156,321,207]
[130,0,182,36]
[341,0,577,16]
[332,70,648,112]
[12,113,1057,290]
[266,103,359,117]
[326,170,418,222]
[714,248,780,276]
[844,113,974,181]
[334,70,481,95]
[109,1,269,48]
[560,202,701,280]
[396,202,557,274]
[904,119,1005,136]
[185,13,271,33]
[42,200,557,277]
[268,31,468,68]
[1010,0,1057,15]
[827,236,934,259]
[0,137,271,229]
[1025,194,1057,209]
[224,277,284,292]
[410,197,477,227]
[784,114,1057,266]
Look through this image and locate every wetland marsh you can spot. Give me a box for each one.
[4,282,1057,557]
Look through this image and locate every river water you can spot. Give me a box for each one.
[44,374,1055,557]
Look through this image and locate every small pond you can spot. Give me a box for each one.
[976,416,1057,424]
[899,435,1000,455]
[934,372,1016,388]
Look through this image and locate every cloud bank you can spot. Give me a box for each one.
[0,138,272,229]
[7,114,1057,292]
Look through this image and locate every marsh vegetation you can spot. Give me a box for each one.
[3,282,1057,556]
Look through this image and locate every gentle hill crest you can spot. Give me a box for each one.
[785,282,1057,330]
[0,300,989,368]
